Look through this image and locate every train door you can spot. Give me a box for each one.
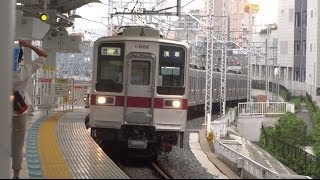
[124,53,155,126]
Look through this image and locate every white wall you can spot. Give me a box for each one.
[278,0,295,68]
[306,0,318,91]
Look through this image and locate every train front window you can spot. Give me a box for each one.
[96,43,124,92]
[130,60,150,85]
[157,44,186,95]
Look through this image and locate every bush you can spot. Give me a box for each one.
[291,97,302,110]
[275,113,308,146]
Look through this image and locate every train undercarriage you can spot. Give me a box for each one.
[91,125,184,161]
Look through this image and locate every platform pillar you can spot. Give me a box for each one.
[0,0,16,178]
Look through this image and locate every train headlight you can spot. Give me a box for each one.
[95,95,115,105]
[172,100,181,108]
[97,96,106,104]
[164,99,182,108]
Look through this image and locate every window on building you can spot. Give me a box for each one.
[302,11,307,26]
[295,12,301,27]
[280,41,288,54]
[310,43,313,52]
[302,40,306,55]
[289,9,294,22]
[311,10,314,18]
[294,67,300,81]
[294,41,300,55]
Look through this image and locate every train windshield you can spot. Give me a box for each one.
[157,44,186,95]
[96,43,124,92]
[130,60,151,85]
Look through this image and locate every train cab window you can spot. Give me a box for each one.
[130,60,150,85]
[96,43,124,92]
[157,44,186,95]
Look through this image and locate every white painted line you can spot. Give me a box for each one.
[189,133,228,179]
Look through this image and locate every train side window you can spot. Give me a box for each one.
[130,60,151,85]
[203,77,205,89]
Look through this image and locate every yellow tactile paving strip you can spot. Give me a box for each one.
[38,112,72,179]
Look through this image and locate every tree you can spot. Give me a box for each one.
[275,112,307,146]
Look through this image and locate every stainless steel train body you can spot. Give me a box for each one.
[188,65,247,110]
[89,27,189,155]
[89,27,247,158]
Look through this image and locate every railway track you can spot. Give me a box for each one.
[150,162,174,179]
[118,161,174,179]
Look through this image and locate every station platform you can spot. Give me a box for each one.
[11,109,128,179]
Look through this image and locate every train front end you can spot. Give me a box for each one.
[89,32,189,158]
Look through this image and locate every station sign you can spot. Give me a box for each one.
[54,78,69,96]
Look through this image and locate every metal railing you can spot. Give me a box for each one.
[238,102,294,115]
[214,141,312,179]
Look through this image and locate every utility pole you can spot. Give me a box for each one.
[265,25,271,101]
[205,0,214,137]
[271,38,279,102]
[244,3,259,102]
[107,0,113,36]
[220,0,229,116]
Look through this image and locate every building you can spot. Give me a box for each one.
[211,0,249,44]
[251,0,320,103]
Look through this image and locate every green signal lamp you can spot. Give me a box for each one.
[40,13,48,22]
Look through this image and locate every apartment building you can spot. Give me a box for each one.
[252,0,320,102]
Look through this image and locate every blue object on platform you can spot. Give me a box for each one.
[13,47,20,71]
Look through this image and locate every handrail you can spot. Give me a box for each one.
[238,102,294,115]
[214,141,312,179]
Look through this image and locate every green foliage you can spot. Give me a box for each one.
[313,124,320,157]
[291,97,302,110]
[305,93,320,159]
[315,141,320,157]
[258,94,320,177]
[275,113,308,146]
[259,122,320,177]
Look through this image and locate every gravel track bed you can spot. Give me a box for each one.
[119,164,162,179]
[156,115,220,179]
[102,115,221,179]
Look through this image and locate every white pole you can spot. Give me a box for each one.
[0,0,16,178]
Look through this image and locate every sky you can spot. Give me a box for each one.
[73,0,278,31]
[250,0,278,25]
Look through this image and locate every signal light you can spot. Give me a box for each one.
[40,13,48,22]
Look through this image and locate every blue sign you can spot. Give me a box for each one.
[12,47,20,71]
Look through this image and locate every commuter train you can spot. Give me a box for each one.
[88,26,247,160]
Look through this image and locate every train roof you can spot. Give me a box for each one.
[116,26,164,37]
[94,26,189,48]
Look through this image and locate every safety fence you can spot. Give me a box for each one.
[238,102,295,116]
[260,124,320,178]
[31,76,90,112]
[214,140,312,179]
[211,107,312,179]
